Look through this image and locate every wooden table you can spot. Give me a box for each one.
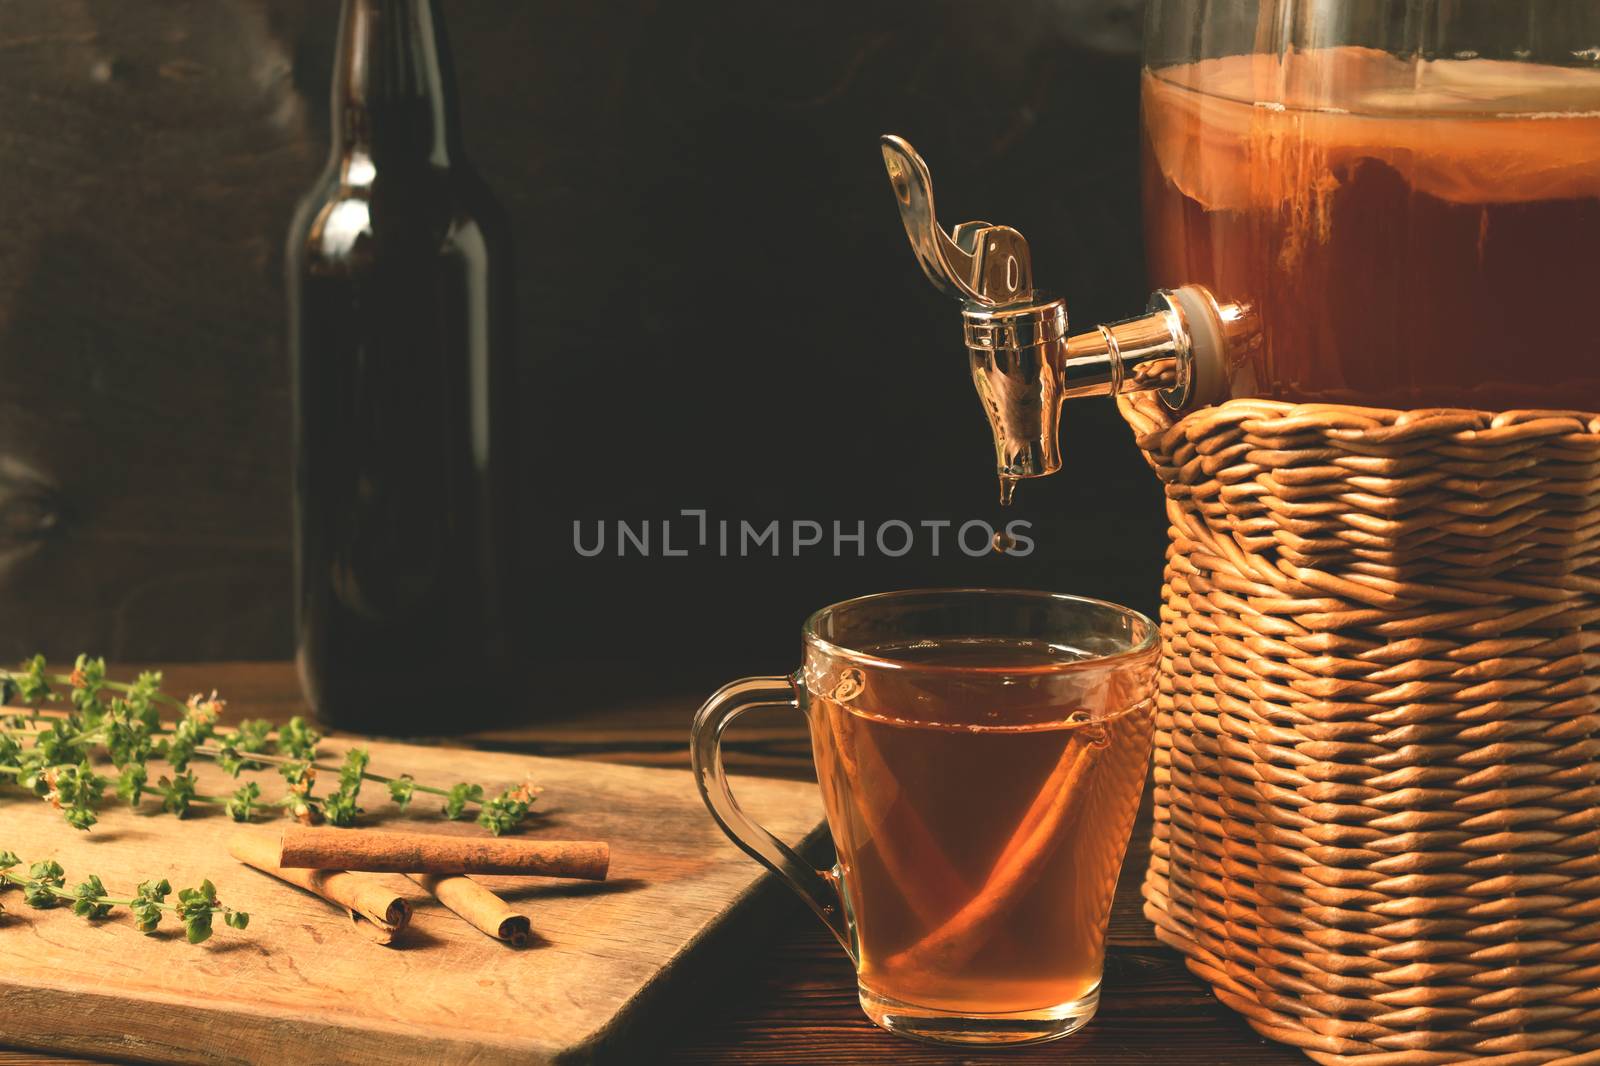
[0,663,1298,1065]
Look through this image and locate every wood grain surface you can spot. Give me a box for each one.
[0,664,1299,1064]
[0,710,826,1064]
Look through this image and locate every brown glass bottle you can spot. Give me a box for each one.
[287,0,515,734]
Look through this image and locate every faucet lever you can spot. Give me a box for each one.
[880,135,1032,307]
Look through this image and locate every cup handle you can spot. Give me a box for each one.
[691,675,854,961]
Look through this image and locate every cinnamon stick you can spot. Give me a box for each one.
[823,699,976,928]
[888,734,1103,973]
[228,831,412,944]
[405,873,532,947]
[278,827,610,879]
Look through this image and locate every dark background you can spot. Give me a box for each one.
[0,0,1166,702]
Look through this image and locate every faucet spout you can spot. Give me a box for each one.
[965,301,1068,481]
[879,134,1256,486]
[961,285,1248,483]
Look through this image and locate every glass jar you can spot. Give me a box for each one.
[1142,1,1600,408]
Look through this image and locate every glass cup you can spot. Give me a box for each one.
[692,588,1160,1046]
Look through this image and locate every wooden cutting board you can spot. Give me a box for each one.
[0,737,828,1065]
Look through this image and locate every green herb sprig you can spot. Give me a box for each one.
[0,656,540,835]
[0,850,248,944]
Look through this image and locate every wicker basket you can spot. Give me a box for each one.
[1117,394,1600,1065]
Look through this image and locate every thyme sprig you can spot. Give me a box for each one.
[0,851,248,944]
[0,655,539,835]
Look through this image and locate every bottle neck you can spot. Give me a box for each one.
[330,0,459,167]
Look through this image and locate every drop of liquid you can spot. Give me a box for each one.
[992,529,1017,555]
[998,475,1019,508]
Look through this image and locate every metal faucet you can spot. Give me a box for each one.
[881,135,1256,488]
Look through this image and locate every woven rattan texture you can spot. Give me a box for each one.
[1118,394,1600,1065]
